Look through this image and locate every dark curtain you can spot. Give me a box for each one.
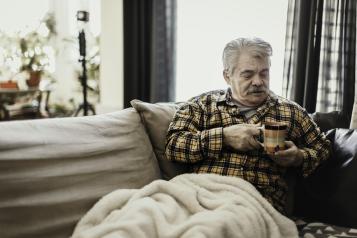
[123,0,176,108]
[283,0,356,117]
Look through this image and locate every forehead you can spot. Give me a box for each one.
[236,51,270,70]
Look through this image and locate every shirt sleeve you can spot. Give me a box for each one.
[165,102,223,163]
[293,108,331,177]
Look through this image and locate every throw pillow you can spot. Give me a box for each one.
[130,99,189,180]
[293,128,357,228]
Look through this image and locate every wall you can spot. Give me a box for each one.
[51,0,78,104]
[98,0,123,113]
[176,0,288,101]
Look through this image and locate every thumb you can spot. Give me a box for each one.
[285,141,295,148]
[244,123,262,128]
[246,127,261,136]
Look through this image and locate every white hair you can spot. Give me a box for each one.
[222,37,272,76]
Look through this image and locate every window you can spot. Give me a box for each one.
[0,0,51,77]
[176,0,289,101]
[0,0,49,34]
[0,0,101,111]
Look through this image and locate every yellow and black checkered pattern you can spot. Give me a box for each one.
[165,89,331,213]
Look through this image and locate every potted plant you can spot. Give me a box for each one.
[18,13,56,87]
[0,13,56,88]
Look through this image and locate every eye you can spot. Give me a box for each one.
[260,70,269,78]
[242,73,253,79]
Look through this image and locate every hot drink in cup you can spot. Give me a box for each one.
[263,122,287,154]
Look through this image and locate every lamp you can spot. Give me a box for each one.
[74,10,96,116]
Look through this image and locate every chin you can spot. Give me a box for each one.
[249,95,267,106]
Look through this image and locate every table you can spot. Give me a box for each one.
[0,87,51,120]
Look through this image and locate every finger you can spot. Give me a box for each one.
[255,124,264,130]
[276,158,294,167]
[243,123,261,127]
[235,123,253,127]
[254,122,262,127]
[241,123,263,130]
[245,137,256,150]
[248,137,263,150]
[246,127,261,136]
[274,148,294,158]
[270,154,295,166]
[274,141,295,157]
[284,141,295,148]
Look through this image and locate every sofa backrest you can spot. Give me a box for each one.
[286,111,354,227]
[293,128,357,228]
[310,111,350,132]
[0,108,161,238]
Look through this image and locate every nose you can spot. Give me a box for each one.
[252,75,263,87]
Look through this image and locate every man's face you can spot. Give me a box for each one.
[224,51,270,107]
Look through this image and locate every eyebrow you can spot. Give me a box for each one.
[260,68,269,73]
[240,70,255,76]
[240,68,269,76]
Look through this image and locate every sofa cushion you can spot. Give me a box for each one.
[311,111,350,132]
[130,99,189,180]
[293,128,357,228]
[0,108,161,238]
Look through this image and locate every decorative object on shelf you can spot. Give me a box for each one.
[19,13,56,87]
[26,71,42,87]
[0,80,18,89]
[0,87,52,120]
[0,12,56,88]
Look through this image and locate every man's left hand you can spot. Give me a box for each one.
[270,141,303,167]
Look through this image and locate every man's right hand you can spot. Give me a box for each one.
[223,124,263,151]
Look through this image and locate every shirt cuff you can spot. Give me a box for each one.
[200,127,223,159]
[300,149,318,177]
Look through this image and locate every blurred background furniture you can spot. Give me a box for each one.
[0,87,51,120]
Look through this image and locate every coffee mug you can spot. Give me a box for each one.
[261,122,287,154]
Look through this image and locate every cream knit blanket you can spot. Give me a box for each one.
[71,173,298,238]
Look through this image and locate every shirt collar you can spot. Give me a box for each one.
[217,87,235,106]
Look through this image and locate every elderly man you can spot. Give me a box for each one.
[165,37,330,214]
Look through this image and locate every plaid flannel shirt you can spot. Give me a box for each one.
[165,89,331,213]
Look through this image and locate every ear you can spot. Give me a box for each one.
[223,70,231,85]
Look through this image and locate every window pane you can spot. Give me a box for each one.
[0,0,49,33]
[176,0,288,101]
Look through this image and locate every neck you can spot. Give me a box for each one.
[231,97,258,108]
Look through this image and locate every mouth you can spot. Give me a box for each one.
[249,91,265,95]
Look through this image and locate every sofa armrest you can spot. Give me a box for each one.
[293,128,357,228]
